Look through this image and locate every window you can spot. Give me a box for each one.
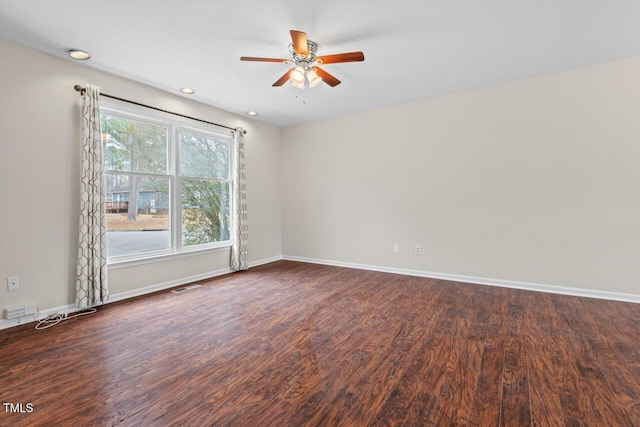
[178,130,231,246]
[101,107,232,262]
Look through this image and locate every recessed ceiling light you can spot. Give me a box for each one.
[68,49,90,60]
[180,88,195,95]
[247,111,258,116]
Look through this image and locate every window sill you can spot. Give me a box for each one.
[107,243,232,270]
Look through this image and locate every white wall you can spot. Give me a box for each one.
[282,57,640,297]
[0,39,281,323]
[2,37,638,325]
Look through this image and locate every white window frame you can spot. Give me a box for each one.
[101,102,234,268]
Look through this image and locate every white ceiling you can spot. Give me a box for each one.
[2,0,640,128]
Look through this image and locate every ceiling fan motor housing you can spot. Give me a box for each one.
[289,40,318,66]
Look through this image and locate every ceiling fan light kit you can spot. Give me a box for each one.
[306,68,322,88]
[290,66,306,84]
[241,30,365,89]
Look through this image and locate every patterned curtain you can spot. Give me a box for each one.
[230,127,249,271]
[76,84,109,307]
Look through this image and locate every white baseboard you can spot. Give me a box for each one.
[3,253,636,331]
[109,255,283,304]
[0,255,282,331]
[107,267,234,304]
[282,255,640,304]
[249,255,283,267]
[0,303,77,331]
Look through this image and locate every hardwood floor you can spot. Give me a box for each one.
[0,260,638,426]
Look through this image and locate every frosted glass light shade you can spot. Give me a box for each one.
[306,69,322,87]
[290,66,306,83]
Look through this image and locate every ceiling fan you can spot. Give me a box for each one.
[240,30,365,88]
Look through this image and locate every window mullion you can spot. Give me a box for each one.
[171,125,182,253]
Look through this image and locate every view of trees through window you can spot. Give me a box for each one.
[102,112,232,259]
[179,130,230,246]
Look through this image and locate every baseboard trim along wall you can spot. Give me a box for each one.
[3,254,637,331]
[282,255,640,304]
[0,256,282,331]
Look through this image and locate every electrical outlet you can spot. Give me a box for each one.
[7,276,19,291]
[393,244,399,253]
[414,245,422,255]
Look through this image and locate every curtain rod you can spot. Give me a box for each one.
[73,85,246,135]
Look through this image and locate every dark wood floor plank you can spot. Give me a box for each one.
[400,283,479,426]
[551,295,638,427]
[465,287,508,427]
[499,290,532,427]
[0,261,638,427]
[368,280,450,426]
[501,335,531,427]
[201,270,408,425]
[421,285,496,426]
[578,298,640,424]
[295,275,443,426]
[521,291,565,427]
[193,269,385,425]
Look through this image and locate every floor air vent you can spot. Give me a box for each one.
[171,284,202,294]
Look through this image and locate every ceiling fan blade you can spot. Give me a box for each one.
[272,68,295,86]
[313,67,341,87]
[316,51,365,64]
[241,56,290,63]
[290,30,309,58]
